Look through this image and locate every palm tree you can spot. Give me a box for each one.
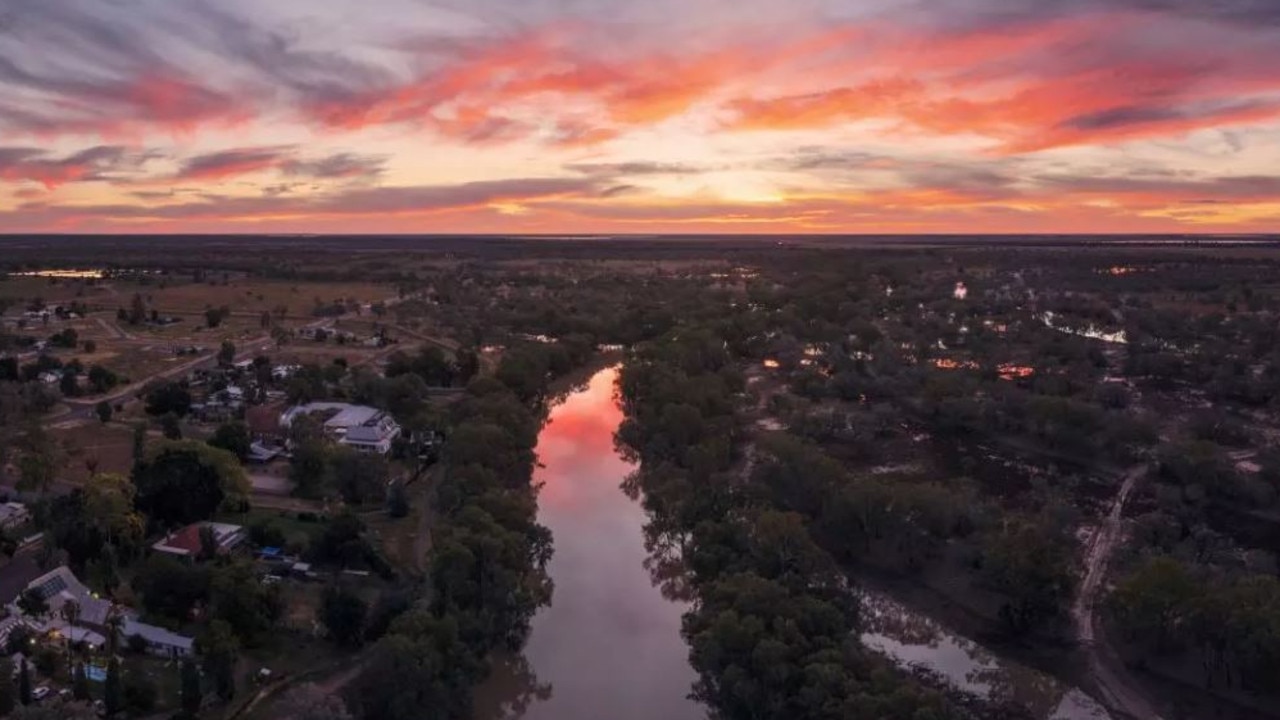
[60,598,80,671]
[104,604,125,659]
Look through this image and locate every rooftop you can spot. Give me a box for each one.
[152,522,245,558]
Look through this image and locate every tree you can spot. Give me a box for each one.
[132,440,249,528]
[14,421,63,494]
[197,620,238,701]
[348,613,480,720]
[17,589,48,621]
[131,422,146,468]
[60,599,81,669]
[217,341,236,366]
[132,555,211,625]
[18,658,31,706]
[122,671,157,714]
[320,584,367,649]
[209,561,283,645]
[104,657,122,717]
[94,400,113,424]
[83,473,145,552]
[1109,556,1200,653]
[0,658,15,715]
[4,627,30,658]
[59,371,79,398]
[331,447,389,505]
[160,413,183,440]
[180,657,203,716]
[387,482,410,519]
[293,443,333,500]
[312,512,374,569]
[209,421,252,459]
[71,663,90,702]
[128,294,146,325]
[205,306,229,329]
[144,382,192,417]
[87,365,118,394]
[982,517,1076,635]
[103,602,123,661]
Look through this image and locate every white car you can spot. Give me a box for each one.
[31,686,50,702]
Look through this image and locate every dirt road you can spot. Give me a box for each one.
[1072,464,1163,720]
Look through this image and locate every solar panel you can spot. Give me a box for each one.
[35,575,67,599]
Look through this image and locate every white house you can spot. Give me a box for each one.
[280,402,401,454]
[122,619,193,658]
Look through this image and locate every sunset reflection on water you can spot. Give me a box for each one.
[475,367,705,720]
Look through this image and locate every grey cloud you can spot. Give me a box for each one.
[174,147,294,180]
[0,144,149,184]
[281,153,386,180]
[566,161,708,176]
[1036,173,1280,199]
[16,176,600,221]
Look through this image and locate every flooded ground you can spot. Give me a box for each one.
[860,591,1113,720]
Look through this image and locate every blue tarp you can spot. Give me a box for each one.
[86,666,107,682]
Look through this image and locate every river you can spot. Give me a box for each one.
[475,366,705,720]
[477,366,1113,720]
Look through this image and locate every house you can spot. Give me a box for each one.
[122,619,193,658]
[151,522,246,559]
[0,502,29,530]
[18,566,115,629]
[11,566,193,657]
[246,402,287,441]
[343,414,402,454]
[280,403,401,454]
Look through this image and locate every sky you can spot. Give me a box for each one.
[1,0,1279,234]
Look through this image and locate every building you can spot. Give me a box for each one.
[0,502,29,530]
[19,566,115,629]
[280,402,401,454]
[151,522,245,559]
[122,619,193,658]
[9,566,193,656]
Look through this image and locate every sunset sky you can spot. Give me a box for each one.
[2,0,1279,234]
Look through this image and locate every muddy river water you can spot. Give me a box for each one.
[476,366,1113,720]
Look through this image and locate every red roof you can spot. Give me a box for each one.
[154,524,204,556]
[246,403,285,438]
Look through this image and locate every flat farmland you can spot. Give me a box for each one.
[112,279,393,317]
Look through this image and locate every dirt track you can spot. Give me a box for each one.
[1072,465,1163,720]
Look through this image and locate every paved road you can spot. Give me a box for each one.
[1072,465,1163,720]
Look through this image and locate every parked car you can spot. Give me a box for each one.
[31,685,50,702]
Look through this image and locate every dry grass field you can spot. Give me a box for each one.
[54,421,137,484]
[113,279,393,317]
